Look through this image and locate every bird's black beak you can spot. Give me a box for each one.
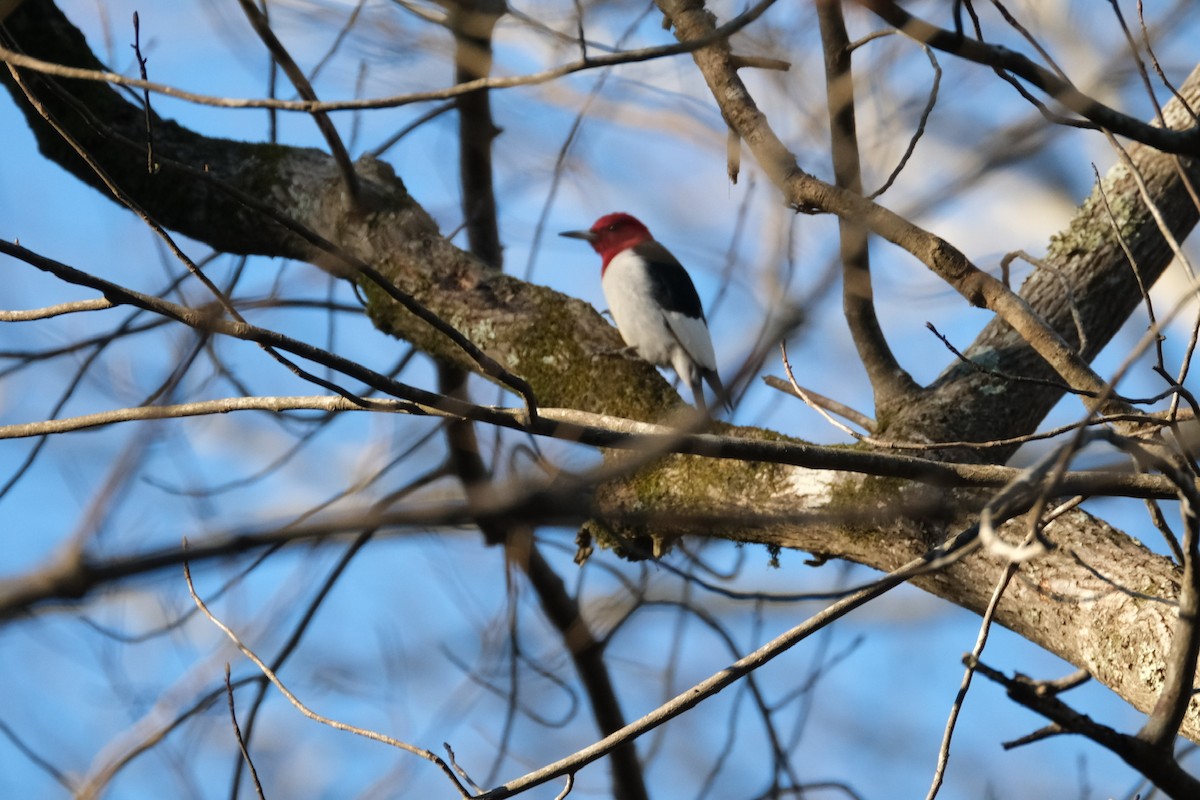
[559,229,597,242]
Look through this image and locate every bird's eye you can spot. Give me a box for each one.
[607,224,617,232]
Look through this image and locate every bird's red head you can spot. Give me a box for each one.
[560,212,653,269]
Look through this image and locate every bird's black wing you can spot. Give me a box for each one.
[631,240,706,321]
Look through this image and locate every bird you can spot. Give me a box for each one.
[560,212,730,413]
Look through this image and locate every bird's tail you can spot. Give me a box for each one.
[703,369,733,414]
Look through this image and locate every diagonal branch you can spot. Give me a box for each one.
[657,0,1150,432]
[233,0,360,201]
[970,657,1200,799]
[183,555,471,798]
[0,0,783,113]
[853,0,1200,155]
[480,551,922,799]
[815,0,921,415]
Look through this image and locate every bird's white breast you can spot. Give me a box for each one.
[601,250,717,372]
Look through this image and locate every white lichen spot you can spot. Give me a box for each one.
[468,318,496,344]
[1133,635,1166,691]
[542,355,557,366]
[783,466,841,507]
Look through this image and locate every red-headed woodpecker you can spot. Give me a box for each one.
[560,212,729,413]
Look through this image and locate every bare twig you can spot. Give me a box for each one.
[224,664,266,800]
[780,342,873,442]
[183,547,472,798]
[443,742,485,795]
[0,0,782,113]
[0,395,414,440]
[853,0,1200,155]
[0,297,113,320]
[927,559,1020,800]
[233,0,360,200]
[762,375,876,433]
[927,490,1081,798]
[477,551,940,799]
[0,717,72,791]
[129,12,155,174]
[867,41,941,200]
[970,657,1200,798]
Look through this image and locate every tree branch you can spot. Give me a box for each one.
[854,0,1200,156]
[815,0,921,415]
[970,657,1200,799]
[657,0,1141,432]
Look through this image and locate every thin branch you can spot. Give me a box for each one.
[230,525,386,797]
[223,664,266,800]
[867,40,941,200]
[234,0,358,199]
[477,551,938,799]
[816,0,920,409]
[853,0,1200,155]
[0,297,113,320]
[522,545,648,800]
[927,558,1020,800]
[129,12,155,174]
[0,0,782,113]
[970,657,1200,798]
[183,549,472,798]
[762,375,876,433]
[780,342,874,443]
[307,0,368,84]
[768,372,1187,452]
[927,483,1072,798]
[0,716,73,791]
[925,322,1121,401]
[0,395,415,439]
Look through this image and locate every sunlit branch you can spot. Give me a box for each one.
[183,554,472,798]
[233,0,360,201]
[658,0,1138,423]
[0,0,781,113]
[854,0,1200,155]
